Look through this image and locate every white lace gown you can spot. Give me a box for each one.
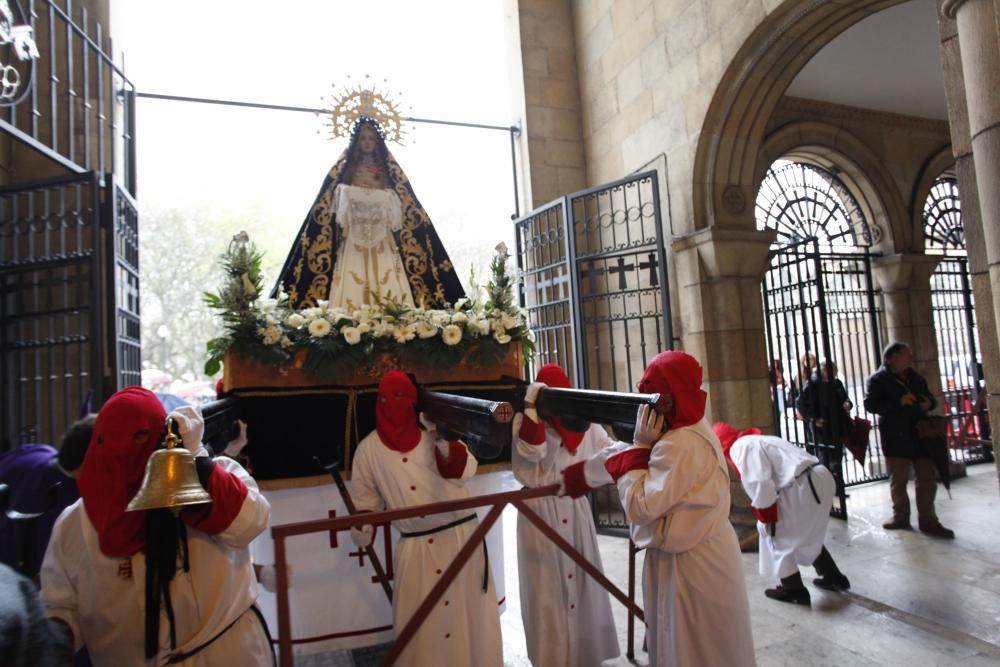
[329,183,414,309]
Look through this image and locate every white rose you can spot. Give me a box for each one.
[442,324,463,346]
[374,322,395,338]
[258,298,277,313]
[415,322,438,339]
[357,322,371,334]
[308,318,332,337]
[342,327,362,345]
[494,331,512,344]
[452,312,468,324]
[287,313,306,329]
[317,300,329,310]
[393,324,417,343]
[302,307,321,320]
[474,319,491,336]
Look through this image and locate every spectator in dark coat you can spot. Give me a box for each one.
[864,342,953,538]
[796,360,852,469]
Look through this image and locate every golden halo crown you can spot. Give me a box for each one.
[322,76,407,145]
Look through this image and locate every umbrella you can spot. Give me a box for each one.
[917,415,952,498]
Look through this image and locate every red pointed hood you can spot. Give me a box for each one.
[535,364,585,454]
[712,421,762,478]
[376,371,421,452]
[77,387,167,557]
[637,351,707,429]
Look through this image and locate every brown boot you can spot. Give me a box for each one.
[882,518,912,530]
[919,521,955,539]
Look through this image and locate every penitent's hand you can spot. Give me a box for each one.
[524,382,546,423]
[633,404,665,448]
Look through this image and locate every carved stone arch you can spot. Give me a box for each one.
[911,144,957,253]
[756,120,909,253]
[693,0,909,234]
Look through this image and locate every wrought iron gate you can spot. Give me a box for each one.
[0,173,140,449]
[515,170,672,533]
[762,239,885,518]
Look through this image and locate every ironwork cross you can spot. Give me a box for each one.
[638,252,659,287]
[579,260,605,293]
[607,256,636,290]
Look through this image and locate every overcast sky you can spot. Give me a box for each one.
[117,0,517,285]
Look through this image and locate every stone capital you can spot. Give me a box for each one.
[871,253,943,291]
[941,0,970,19]
[671,227,777,281]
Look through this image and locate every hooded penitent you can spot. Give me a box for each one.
[712,422,763,479]
[534,364,585,454]
[76,386,166,558]
[636,350,708,428]
[375,371,421,453]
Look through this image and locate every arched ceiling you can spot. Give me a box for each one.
[786,0,947,120]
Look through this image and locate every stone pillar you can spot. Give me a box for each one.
[941,0,1000,473]
[671,227,776,549]
[870,254,944,395]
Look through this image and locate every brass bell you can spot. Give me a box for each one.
[126,417,212,512]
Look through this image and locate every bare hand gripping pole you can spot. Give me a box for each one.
[315,457,394,602]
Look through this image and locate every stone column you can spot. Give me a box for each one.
[871,254,944,393]
[671,227,776,549]
[941,0,1000,473]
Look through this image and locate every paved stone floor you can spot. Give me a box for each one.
[298,464,1000,666]
[499,463,1000,666]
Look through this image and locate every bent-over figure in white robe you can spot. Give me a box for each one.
[40,457,273,666]
[729,434,835,579]
[586,419,756,667]
[512,414,619,667]
[351,429,503,667]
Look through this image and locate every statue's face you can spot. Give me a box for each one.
[358,125,378,156]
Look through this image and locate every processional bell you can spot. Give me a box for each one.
[126,417,212,513]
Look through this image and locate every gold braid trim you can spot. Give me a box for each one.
[294,156,349,308]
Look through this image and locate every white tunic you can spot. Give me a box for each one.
[729,434,835,579]
[330,183,413,309]
[40,457,272,667]
[351,430,503,667]
[586,419,756,667]
[512,416,619,667]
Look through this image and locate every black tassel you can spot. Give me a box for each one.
[143,508,188,659]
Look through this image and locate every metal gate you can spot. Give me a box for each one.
[762,240,885,518]
[515,170,672,533]
[0,173,140,449]
[924,176,991,465]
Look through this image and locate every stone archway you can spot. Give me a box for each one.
[693,0,910,234]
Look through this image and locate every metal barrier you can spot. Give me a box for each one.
[270,484,644,666]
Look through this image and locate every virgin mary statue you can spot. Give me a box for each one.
[273,109,465,310]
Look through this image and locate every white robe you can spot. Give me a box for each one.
[585,419,756,667]
[512,416,619,667]
[330,183,413,309]
[40,457,272,667]
[729,434,835,579]
[351,429,502,667]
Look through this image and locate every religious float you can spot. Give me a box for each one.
[201,81,533,657]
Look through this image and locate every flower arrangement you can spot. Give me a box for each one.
[204,235,534,380]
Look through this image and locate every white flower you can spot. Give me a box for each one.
[393,324,417,343]
[500,312,518,330]
[329,308,351,324]
[491,319,506,334]
[430,311,450,327]
[308,318,332,338]
[357,322,371,334]
[468,318,490,336]
[317,300,329,310]
[301,307,322,320]
[287,313,306,329]
[342,327,362,345]
[260,326,281,345]
[494,331,512,344]
[415,321,438,339]
[454,297,469,311]
[495,242,508,255]
[280,335,293,349]
[265,314,278,326]
[451,312,468,324]
[258,298,278,313]
[442,324,463,346]
[374,321,396,338]
[241,273,257,297]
